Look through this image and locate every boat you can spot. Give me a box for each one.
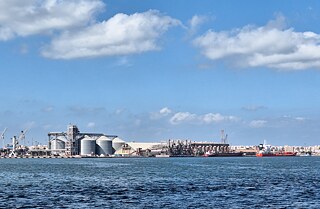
[256,151,297,157]
[275,152,297,156]
[203,151,243,157]
[256,143,297,157]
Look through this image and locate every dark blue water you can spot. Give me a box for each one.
[0,157,319,208]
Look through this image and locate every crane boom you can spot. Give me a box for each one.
[1,128,7,139]
[1,128,7,148]
[18,129,26,140]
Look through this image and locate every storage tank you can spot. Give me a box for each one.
[112,137,125,153]
[51,139,65,150]
[80,136,96,155]
[96,136,113,156]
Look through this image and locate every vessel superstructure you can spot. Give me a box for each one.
[256,142,297,157]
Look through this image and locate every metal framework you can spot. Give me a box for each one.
[48,124,117,156]
[168,140,230,156]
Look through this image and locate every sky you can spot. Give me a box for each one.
[1,0,320,146]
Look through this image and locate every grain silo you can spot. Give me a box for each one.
[80,136,96,156]
[51,139,66,150]
[112,137,125,153]
[96,136,113,156]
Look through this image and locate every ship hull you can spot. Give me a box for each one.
[256,152,297,157]
[204,152,243,157]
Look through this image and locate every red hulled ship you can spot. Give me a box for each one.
[256,143,297,157]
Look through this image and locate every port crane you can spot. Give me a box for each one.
[18,129,28,146]
[1,128,7,148]
[9,129,28,157]
[221,130,228,144]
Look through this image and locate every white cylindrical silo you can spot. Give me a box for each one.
[80,136,96,155]
[112,137,125,153]
[96,136,113,156]
[51,139,66,150]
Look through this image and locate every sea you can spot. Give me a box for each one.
[0,157,319,208]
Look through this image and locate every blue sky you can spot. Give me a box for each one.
[1,0,320,145]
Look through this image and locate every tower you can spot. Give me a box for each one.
[220,130,228,144]
[65,124,80,156]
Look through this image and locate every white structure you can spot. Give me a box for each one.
[96,136,113,156]
[80,136,96,156]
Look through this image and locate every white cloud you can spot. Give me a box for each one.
[0,26,13,41]
[188,15,208,34]
[159,107,172,116]
[193,15,320,70]
[249,120,267,128]
[42,10,180,59]
[170,112,196,124]
[0,0,104,40]
[201,113,238,123]
[150,107,173,120]
[281,115,307,122]
[170,111,238,125]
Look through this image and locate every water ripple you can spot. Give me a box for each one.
[0,157,319,208]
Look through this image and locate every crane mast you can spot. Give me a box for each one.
[221,130,228,144]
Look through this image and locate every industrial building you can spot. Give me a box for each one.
[1,125,320,158]
[113,142,166,156]
[47,126,239,157]
[48,124,118,156]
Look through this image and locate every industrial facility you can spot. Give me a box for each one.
[48,124,118,156]
[0,126,248,157]
[48,125,242,157]
[47,124,169,157]
[2,125,319,158]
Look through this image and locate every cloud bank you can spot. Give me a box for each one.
[170,112,197,124]
[42,10,180,59]
[2,1,319,67]
[0,0,104,40]
[0,1,180,59]
[150,107,173,119]
[193,16,320,70]
[150,107,239,125]
[169,111,238,125]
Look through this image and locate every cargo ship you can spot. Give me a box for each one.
[256,143,297,157]
[203,151,243,157]
[256,151,297,157]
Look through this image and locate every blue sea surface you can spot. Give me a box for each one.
[0,157,319,208]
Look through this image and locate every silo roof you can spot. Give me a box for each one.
[83,135,95,140]
[97,136,112,141]
[113,137,125,143]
